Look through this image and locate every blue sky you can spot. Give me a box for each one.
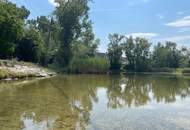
[11,0,190,52]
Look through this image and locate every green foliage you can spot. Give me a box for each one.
[2,0,190,74]
[16,28,43,63]
[72,38,100,59]
[55,0,90,67]
[68,57,109,74]
[0,0,106,74]
[152,42,187,68]
[179,47,190,67]
[123,36,151,72]
[107,34,123,71]
[77,14,100,57]
[0,2,29,58]
[107,33,190,73]
[27,16,60,65]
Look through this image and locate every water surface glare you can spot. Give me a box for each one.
[0,75,190,130]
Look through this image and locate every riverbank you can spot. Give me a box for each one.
[0,60,56,80]
[124,68,190,76]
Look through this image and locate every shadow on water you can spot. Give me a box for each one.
[0,74,190,130]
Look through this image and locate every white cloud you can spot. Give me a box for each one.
[178,27,190,33]
[165,15,190,27]
[161,35,190,42]
[126,33,158,39]
[48,0,57,6]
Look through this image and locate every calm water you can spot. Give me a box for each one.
[0,75,190,130]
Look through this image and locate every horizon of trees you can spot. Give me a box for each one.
[108,33,190,72]
[0,0,190,73]
[0,0,107,73]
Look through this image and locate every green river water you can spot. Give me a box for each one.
[0,74,190,130]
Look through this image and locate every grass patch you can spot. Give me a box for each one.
[68,57,110,74]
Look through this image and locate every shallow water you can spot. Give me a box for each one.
[0,75,190,130]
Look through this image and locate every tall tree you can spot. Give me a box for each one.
[54,0,90,67]
[79,14,99,56]
[107,34,124,71]
[123,37,151,72]
[27,16,60,65]
[72,14,100,58]
[123,36,135,70]
[134,37,151,71]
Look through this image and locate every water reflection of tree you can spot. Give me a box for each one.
[107,75,151,108]
[151,76,190,103]
[0,75,111,130]
[0,75,190,129]
[107,75,190,109]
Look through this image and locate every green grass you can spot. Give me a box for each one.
[68,57,110,74]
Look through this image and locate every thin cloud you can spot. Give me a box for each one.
[90,8,125,13]
[157,14,164,20]
[128,0,151,6]
[165,15,190,27]
[161,35,190,42]
[141,0,151,3]
[126,33,158,39]
[178,27,190,33]
[177,11,185,15]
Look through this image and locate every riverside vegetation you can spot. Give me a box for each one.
[0,0,190,76]
[1,1,190,130]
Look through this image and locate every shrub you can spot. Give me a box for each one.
[68,57,110,74]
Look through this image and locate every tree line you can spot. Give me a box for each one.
[1,0,190,74]
[108,33,190,72]
[0,0,110,73]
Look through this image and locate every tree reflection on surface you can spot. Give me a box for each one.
[0,75,190,130]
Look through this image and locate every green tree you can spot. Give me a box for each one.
[123,37,151,72]
[16,28,43,63]
[27,16,60,65]
[71,14,100,59]
[165,41,181,68]
[0,1,29,58]
[152,41,182,68]
[54,0,90,67]
[179,47,190,67]
[123,36,135,70]
[107,34,124,71]
[79,14,99,57]
[152,43,167,68]
[134,37,151,71]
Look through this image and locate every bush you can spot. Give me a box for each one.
[68,57,110,74]
[16,28,43,63]
[182,69,190,74]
